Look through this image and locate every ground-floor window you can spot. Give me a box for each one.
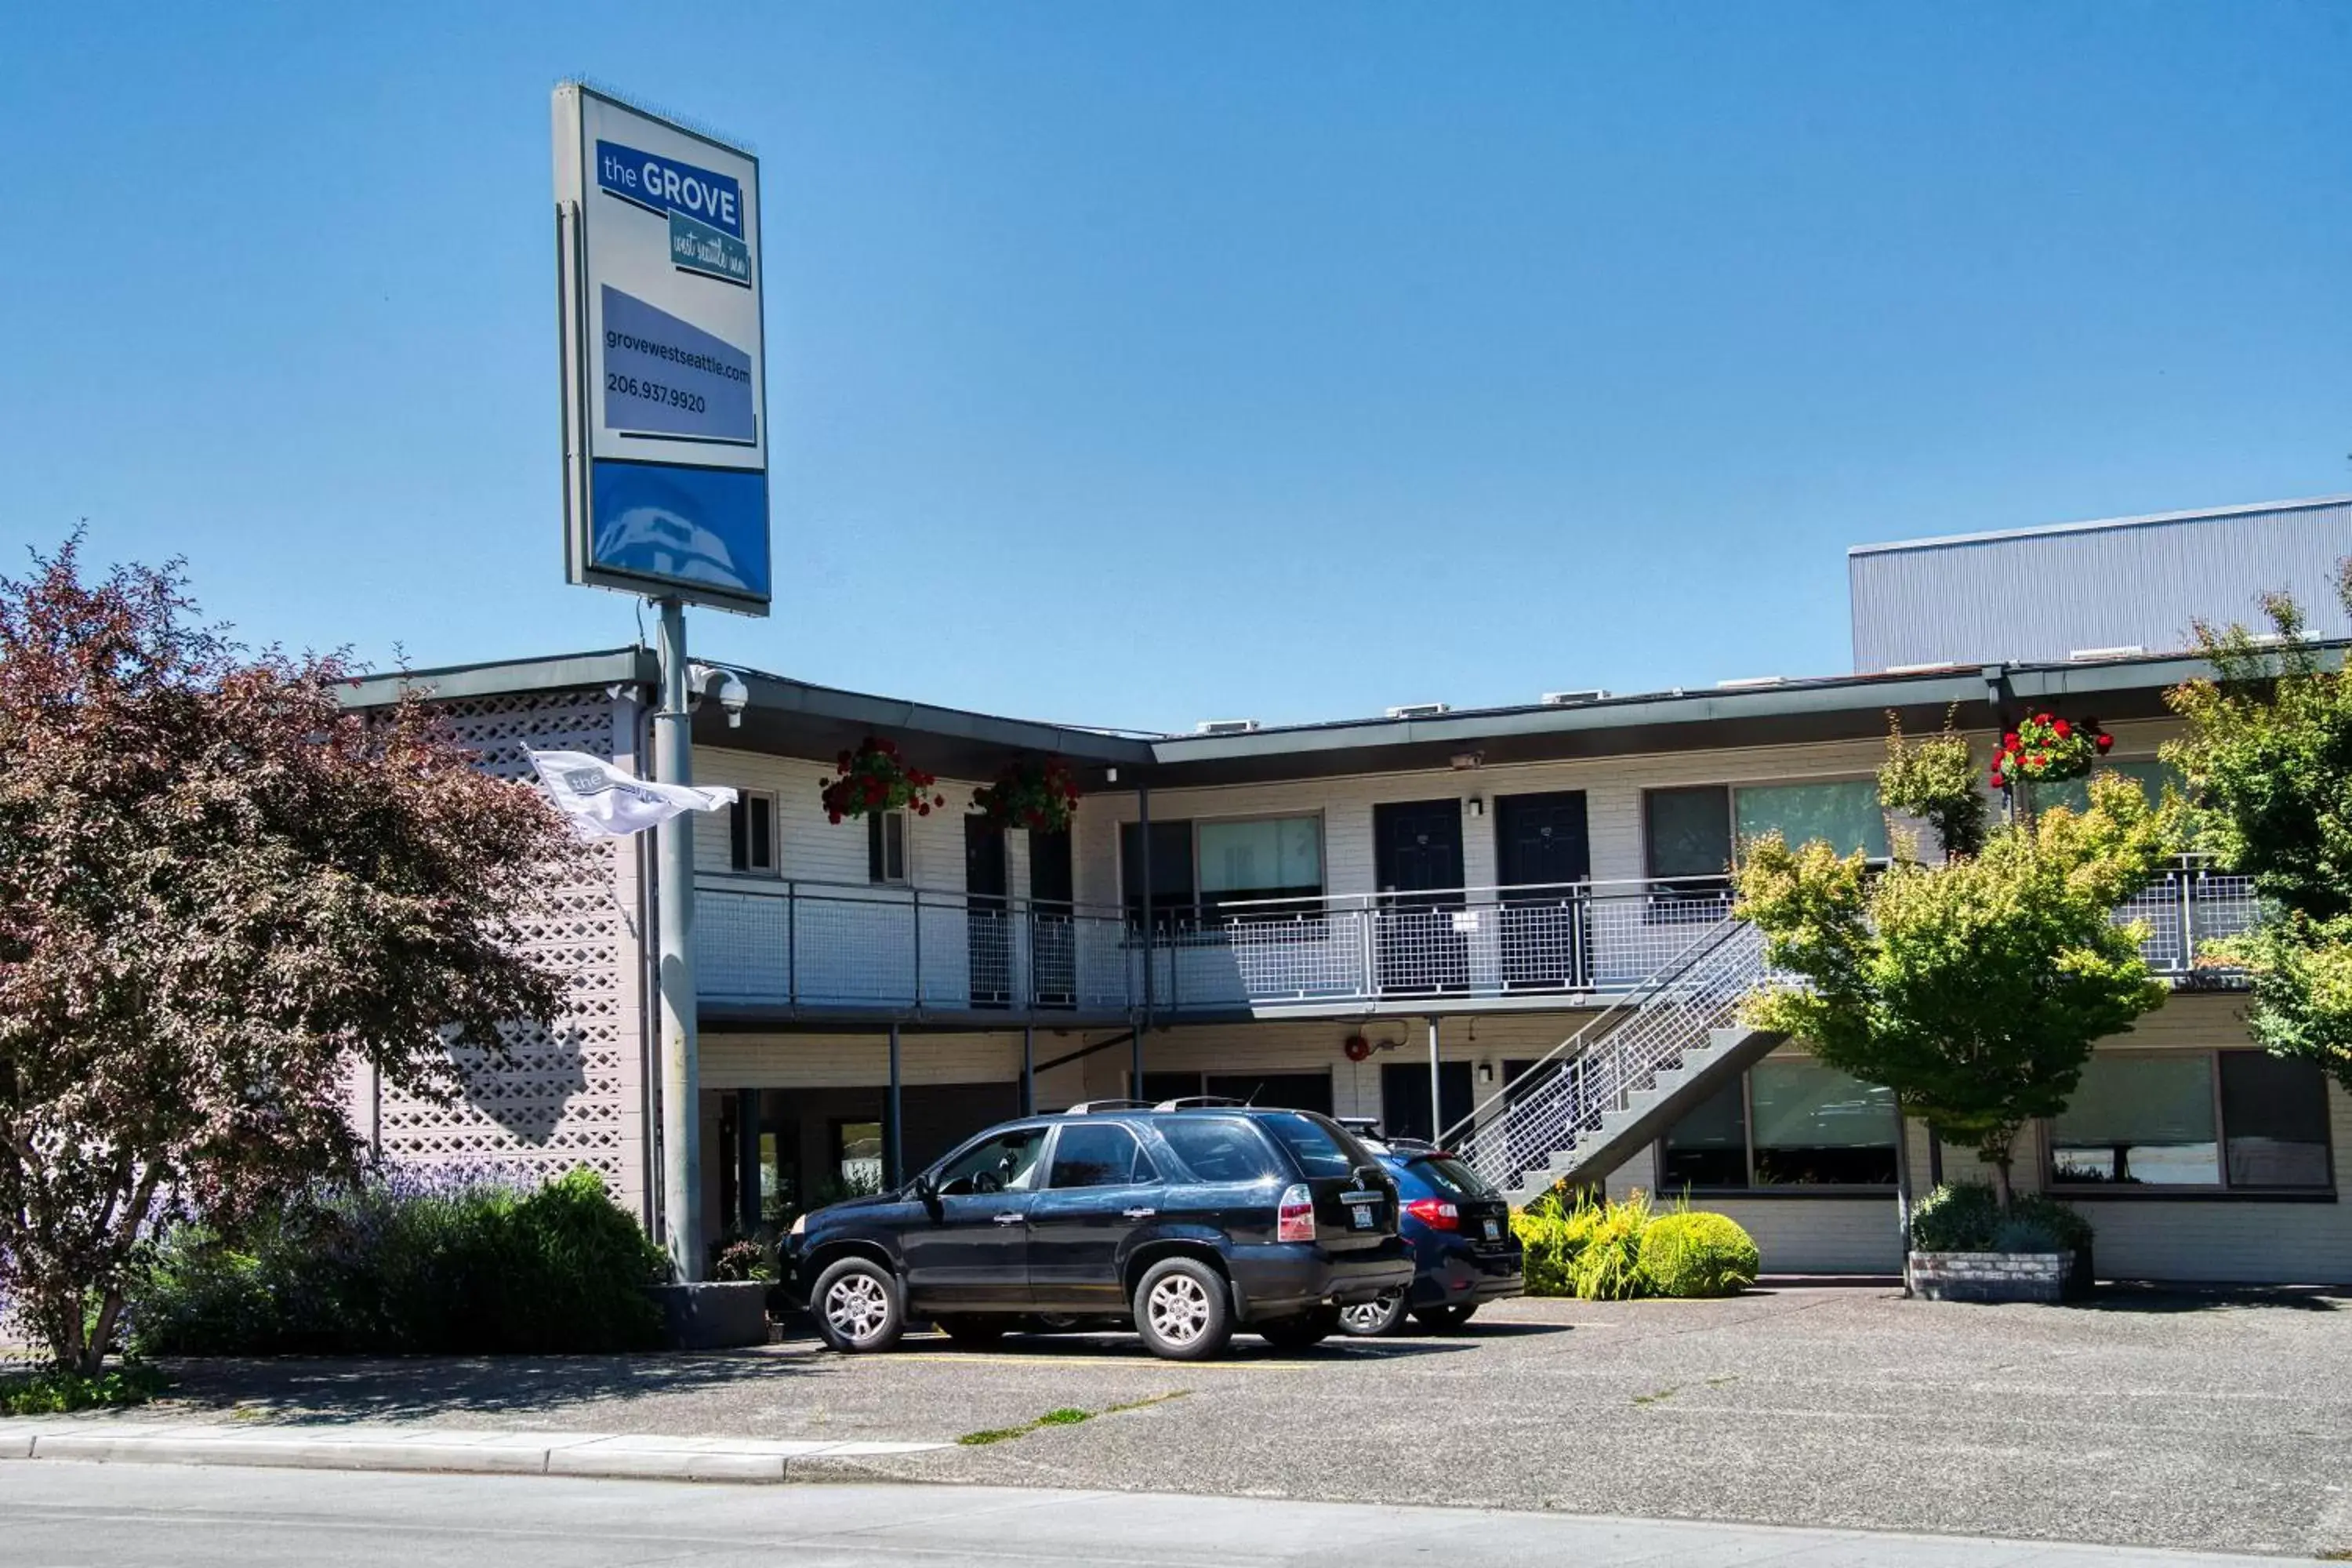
[1659,1057,1898,1189]
[833,1119,885,1190]
[2049,1049,2332,1192]
[1132,1069,1334,1116]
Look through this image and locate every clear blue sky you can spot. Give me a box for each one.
[5,5,2348,733]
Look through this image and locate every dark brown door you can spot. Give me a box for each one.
[1496,792,1591,989]
[1029,827,1076,1010]
[1373,800,1467,994]
[966,818,1011,1007]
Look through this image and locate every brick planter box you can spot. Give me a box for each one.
[1907,1250,2075,1304]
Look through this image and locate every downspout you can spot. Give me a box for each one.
[1135,782,1152,1094]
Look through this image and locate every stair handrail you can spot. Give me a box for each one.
[1446,918,1769,1190]
[1436,909,1747,1150]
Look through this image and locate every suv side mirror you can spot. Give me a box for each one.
[910,1171,938,1205]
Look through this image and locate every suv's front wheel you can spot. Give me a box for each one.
[1133,1257,1232,1361]
[811,1257,905,1352]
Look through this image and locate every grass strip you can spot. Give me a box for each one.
[957,1390,1192,1446]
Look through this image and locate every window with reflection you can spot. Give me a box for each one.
[2052,1051,2330,1191]
[1657,1058,1897,1188]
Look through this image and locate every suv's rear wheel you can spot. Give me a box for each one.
[933,1315,1007,1348]
[1338,1289,1408,1338]
[1257,1305,1340,1352]
[811,1257,905,1352]
[1133,1257,1232,1361]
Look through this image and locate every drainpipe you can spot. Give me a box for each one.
[887,1022,903,1189]
[1428,1016,1443,1144]
[1136,782,1152,1094]
[1022,1023,1036,1116]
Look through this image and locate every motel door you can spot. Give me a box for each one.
[1495,791,1592,990]
[966,818,1011,1007]
[1373,800,1468,994]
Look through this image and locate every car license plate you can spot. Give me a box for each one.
[1351,1203,1374,1229]
[1483,1218,1501,1242]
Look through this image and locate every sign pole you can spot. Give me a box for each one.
[653,594,703,1281]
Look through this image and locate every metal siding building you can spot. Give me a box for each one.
[1849,496,2352,672]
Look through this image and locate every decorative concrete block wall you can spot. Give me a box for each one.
[359,687,652,1218]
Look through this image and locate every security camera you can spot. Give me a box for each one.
[717,671,749,728]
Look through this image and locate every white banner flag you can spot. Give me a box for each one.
[526,749,739,838]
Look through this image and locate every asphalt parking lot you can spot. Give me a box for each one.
[137,1286,2352,1558]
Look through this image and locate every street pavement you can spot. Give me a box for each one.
[0,1462,2305,1567]
[27,1287,2352,1557]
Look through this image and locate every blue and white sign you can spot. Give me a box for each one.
[555,85,771,615]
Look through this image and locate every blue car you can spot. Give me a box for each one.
[1336,1130,1524,1335]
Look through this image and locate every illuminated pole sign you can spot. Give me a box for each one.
[554,85,770,616]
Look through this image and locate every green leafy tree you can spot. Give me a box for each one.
[1876,704,1989,859]
[2165,565,2352,1088]
[0,538,581,1372]
[1735,773,2180,1209]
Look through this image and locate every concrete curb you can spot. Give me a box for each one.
[0,1420,946,1484]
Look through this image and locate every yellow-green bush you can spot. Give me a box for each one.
[1514,1190,1757,1300]
[1635,1210,1759,1298]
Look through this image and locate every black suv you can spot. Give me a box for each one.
[783,1102,1414,1361]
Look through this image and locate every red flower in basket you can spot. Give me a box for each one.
[974,755,1081,835]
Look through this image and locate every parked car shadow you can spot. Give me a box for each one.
[2060,1283,2345,1314]
[151,1349,817,1425]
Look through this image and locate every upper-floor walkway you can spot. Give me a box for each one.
[694,858,2256,1026]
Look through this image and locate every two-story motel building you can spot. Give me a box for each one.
[347,497,2352,1284]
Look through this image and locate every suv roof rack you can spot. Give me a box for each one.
[1062,1098,1152,1114]
[1152,1094,1252,1111]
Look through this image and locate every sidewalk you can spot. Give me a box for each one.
[0,1463,2303,1567]
[0,1417,942,1483]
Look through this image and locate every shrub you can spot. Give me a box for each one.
[129,1165,669,1356]
[1566,1191,1653,1301]
[1991,1217,2061,1254]
[1510,1208,1579,1297]
[1638,1211,1761,1298]
[1907,1181,2093,1254]
[0,1363,166,1415]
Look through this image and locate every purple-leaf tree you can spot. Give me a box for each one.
[0,536,579,1372]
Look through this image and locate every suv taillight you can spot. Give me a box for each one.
[1404,1197,1459,1231]
[1276,1182,1316,1243]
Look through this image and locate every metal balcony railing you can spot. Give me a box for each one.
[692,857,2254,1018]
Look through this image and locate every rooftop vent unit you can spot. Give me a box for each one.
[1385,702,1450,720]
[1542,688,1610,706]
[1194,718,1260,735]
[2067,645,2147,662]
[1715,675,1787,690]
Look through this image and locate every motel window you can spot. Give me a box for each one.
[1644,786,1733,882]
[2050,1051,2331,1192]
[1644,780,1891,886]
[1658,1058,1898,1189]
[1734,780,1890,862]
[729,791,778,875]
[868,810,908,885]
[1197,816,1323,916]
[1122,817,1327,929]
[2028,760,2181,820]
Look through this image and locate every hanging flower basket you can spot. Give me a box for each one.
[1990,712,2111,793]
[973,755,1081,834]
[821,735,945,825]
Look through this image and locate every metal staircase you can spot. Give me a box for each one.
[1444,915,1780,1206]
